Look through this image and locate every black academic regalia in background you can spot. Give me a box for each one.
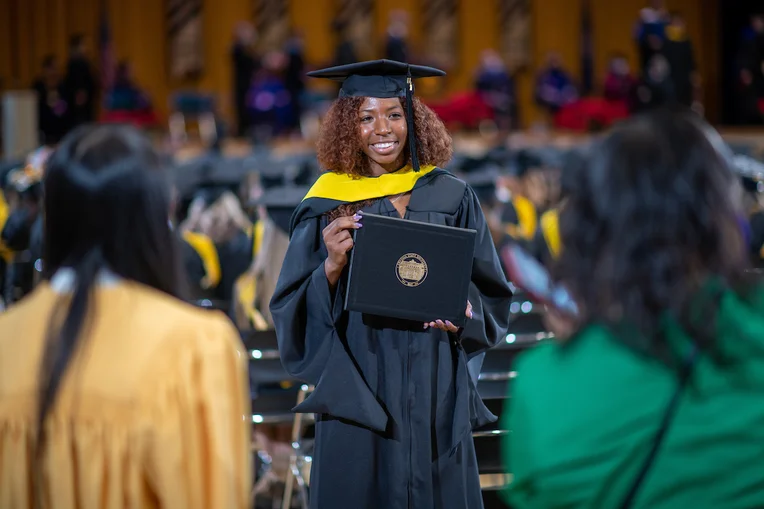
[232,43,258,137]
[32,80,69,145]
[270,168,513,509]
[179,233,215,300]
[216,229,255,301]
[663,37,696,107]
[63,55,96,127]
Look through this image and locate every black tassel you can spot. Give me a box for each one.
[405,66,420,172]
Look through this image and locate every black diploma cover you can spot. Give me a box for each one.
[344,213,476,326]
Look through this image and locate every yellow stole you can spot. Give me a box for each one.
[303,165,437,202]
[504,195,538,241]
[181,231,221,289]
[0,194,14,263]
[540,209,562,259]
[234,220,269,330]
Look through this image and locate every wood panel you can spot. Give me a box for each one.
[0,0,718,129]
[290,0,334,67]
[375,0,420,51]
[455,0,500,92]
[253,0,291,54]
[0,0,12,88]
[197,0,251,117]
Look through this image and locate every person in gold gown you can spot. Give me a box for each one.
[0,124,252,509]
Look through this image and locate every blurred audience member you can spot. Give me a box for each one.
[247,52,292,141]
[181,190,256,309]
[503,108,764,509]
[535,52,578,115]
[736,68,764,124]
[233,191,297,331]
[603,53,637,105]
[634,0,669,75]
[634,54,675,111]
[385,10,410,63]
[474,49,517,131]
[32,55,68,145]
[283,30,306,134]
[740,13,764,88]
[0,124,252,508]
[63,34,96,128]
[499,150,555,243]
[105,60,151,112]
[0,148,50,304]
[231,22,259,137]
[331,19,358,67]
[663,12,698,107]
[528,150,583,267]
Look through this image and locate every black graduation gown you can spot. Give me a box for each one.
[63,56,96,126]
[270,168,513,509]
[216,229,255,301]
[663,38,696,107]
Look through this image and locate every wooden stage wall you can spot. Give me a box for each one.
[0,0,720,128]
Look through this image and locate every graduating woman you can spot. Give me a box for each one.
[270,60,513,509]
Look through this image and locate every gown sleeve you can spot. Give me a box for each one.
[456,186,514,357]
[146,314,252,509]
[269,215,389,431]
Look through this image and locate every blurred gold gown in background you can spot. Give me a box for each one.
[0,275,252,509]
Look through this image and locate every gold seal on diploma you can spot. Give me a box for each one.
[395,253,428,287]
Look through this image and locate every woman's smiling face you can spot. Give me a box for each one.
[358,97,408,176]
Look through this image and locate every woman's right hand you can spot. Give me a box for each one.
[322,213,362,286]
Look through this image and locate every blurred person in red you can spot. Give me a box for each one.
[603,53,637,106]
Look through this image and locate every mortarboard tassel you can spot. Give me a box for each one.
[405,66,420,172]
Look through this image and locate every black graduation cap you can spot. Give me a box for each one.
[171,156,249,221]
[251,186,308,233]
[306,59,446,172]
[512,149,546,177]
[464,169,500,207]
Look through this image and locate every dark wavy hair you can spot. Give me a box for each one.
[35,124,186,498]
[318,96,452,220]
[317,96,452,177]
[556,108,749,362]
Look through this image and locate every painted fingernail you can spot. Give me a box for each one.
[423,323,429,329]
[354,222,362,228]
[446,321,454,328]
[353,214,362,220]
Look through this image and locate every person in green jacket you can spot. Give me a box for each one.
[502,108,764,509]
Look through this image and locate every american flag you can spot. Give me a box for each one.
[99,0,115,92]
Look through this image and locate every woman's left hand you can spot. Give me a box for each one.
[424,300,472,332]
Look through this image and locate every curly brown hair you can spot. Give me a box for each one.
[316,96,453,177]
